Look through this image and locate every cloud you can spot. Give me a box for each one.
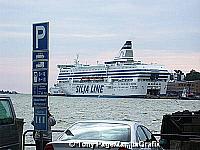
[0,31,29,39]
[135,49,200,73]
[0,23,29,39]
[52,32,116,39]
[0,23,25,28]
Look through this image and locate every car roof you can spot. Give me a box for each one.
[0,95,10,99]
[74,120,141,126]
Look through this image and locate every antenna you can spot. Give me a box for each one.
[74,54,79,65]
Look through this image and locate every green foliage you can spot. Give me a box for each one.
[185,70,200,81]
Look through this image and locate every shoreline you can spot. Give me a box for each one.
[0,90,18,94]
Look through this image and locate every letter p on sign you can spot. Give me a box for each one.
[33,22,49,50]
[36,26,45,49]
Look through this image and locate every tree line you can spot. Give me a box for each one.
[185,70,200,81]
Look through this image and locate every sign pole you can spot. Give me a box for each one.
[32,22,49,149]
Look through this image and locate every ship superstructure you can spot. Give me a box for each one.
[54,41,170,97]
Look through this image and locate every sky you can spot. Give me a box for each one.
[0,0,200,94]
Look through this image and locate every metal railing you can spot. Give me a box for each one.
[22,129,65,150]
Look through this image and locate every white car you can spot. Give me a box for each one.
[45,120,162,150]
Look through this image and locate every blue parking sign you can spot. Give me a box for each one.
[33,22,49,50]
[32,22,49,131]
[34,107,48,131]
[32,96,48,107]
[33,51,48,60]
[32,84,48,95]
[33,61,48,70]
[33,70,48,83]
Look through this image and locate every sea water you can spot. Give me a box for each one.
[9,94,200,149]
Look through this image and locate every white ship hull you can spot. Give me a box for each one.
[59,80,167,98]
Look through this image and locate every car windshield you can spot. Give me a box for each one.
[59,122,131,142]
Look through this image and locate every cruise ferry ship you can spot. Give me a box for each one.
[54,41,170,98]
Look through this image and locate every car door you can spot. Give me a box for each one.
[136,126,159,150]
[140,126,157,142]
[0,97,19,150]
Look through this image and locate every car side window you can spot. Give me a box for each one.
[141,126,153,141]
[136,126,147,142]
[0,100,14,125]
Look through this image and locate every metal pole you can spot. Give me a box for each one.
[39,131,43,150]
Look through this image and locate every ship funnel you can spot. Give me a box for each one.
[121,41,132,50]
[115,41,133,61]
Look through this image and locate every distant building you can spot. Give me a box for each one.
[167,80,200,96]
